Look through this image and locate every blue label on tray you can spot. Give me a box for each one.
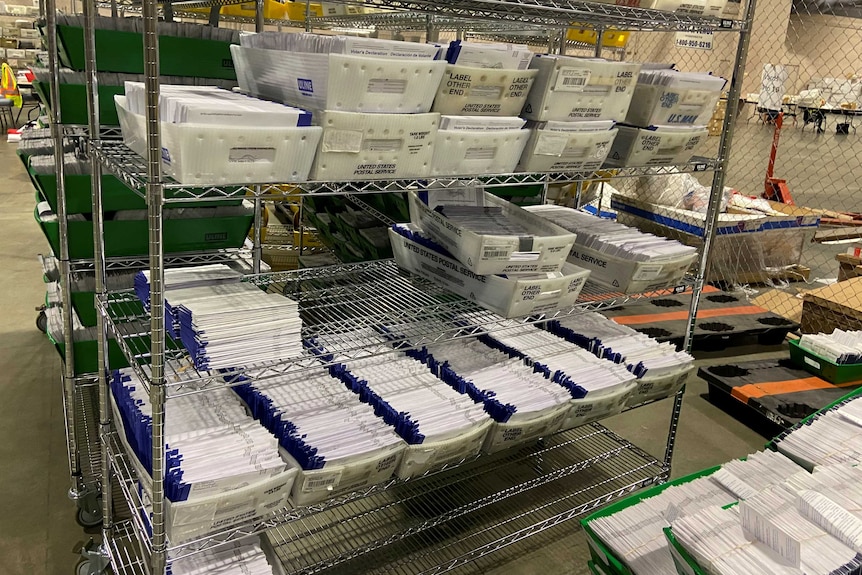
[298,78,314,94]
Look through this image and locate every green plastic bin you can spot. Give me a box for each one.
[51,24,237,79]
[30,169,243,214]
[70,292,145,328]
[663,527,709,575]
[580,467,720,575]
[49,331,132,374]
[788,338,862,385]
[36,207,253,259]
[32,80,124,126]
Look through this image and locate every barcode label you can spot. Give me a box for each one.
[555,67,592,92]
[302,471,342,493]
[483,249,510,259]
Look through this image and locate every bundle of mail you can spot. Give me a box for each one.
[797,330,862,365]
[134,265,303,371]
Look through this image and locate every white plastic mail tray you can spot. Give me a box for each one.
[625,84,723,127]
[231,45,447,114]
[432,65,538,116]
[430,129,530,176]
[397,419,492,479]
[525,207,698,294]
[517,123,619,173]
[311,111,439,181]
[115,96,321,186]
[280,443,405,507]
[605,125,707,167]
[483,402,570,454]
[561,380,637,432]
[390,225,590,318]
[407,191,576,275]
[522,56,641,122]
[110,396,297,544]
[611,194,821,238]
[627,364,694,407]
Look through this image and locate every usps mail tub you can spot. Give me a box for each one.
[432,64,538,116]
[311,111,439,181]
[605,125,707,167]
[390,224,590,318]
[483,402,570,454]
[231,45,446,114]
[110,395,297,543]
[115,95,321,186]
[627,364,694,406]
[562,380,638,431]
[430,128,530,176]
[522,56,640,122]
[281,442,404,506]
[625,84,723,127]
[407,191,576,275]
[517,120,618,173]
[397,419,492,479]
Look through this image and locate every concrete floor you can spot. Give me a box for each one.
[0,111,853,575]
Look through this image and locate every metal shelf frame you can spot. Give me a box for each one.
[104,421,667,571]
[90,139,719,202]
[96,259,693,397]
[59,0,762,568]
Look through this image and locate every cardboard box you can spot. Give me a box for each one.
[801,277,862,334]
[836,253,862,282]
[752,289,806,324]
[0,36,17,48]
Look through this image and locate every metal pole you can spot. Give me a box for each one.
[46,0,82,499]
[255,0,264,32]
[253,192,262,274]
[594,26,604,58]
[668,3,758,468]
[83,0,111,541]
[142,0,167,570]
[426,15,439,43]
[558,28,567,55]
[304,0,312,32]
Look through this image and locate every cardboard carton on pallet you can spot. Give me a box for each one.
[802,276,862,333]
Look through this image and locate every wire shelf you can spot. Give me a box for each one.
[69,248,256,273]
[106,520,150,575]
[98,258,693,396]
[90,140,719,202]
[304,2,741,31]
[463,31,626,53]
[105,419,665,567]
[74,384,102,492]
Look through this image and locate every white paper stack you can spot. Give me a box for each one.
[123,82,313,127]
[134,263,242,311]
[775,397,862,469]
[673,484,862,575]
[112,368,288,501]
[313,330,493,478]
[231,369,406,504]
[169,537,277,575]
[462,314,637,398]
[411,337,575,452]
[547,312,695,405]
[798,330,862,364]
[586,451,804,575]
[625,68,726,128]
[443,41,534,71]
[525,205,697,293]
[588,476,736,575]
[170,283,303,371]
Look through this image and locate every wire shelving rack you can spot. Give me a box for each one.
[40,0,760,570]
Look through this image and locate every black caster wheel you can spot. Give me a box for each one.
[76,505,102,529]
[75,558,92,575]
[36,310,47,333]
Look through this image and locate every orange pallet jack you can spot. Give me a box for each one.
[763,113,794,205]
